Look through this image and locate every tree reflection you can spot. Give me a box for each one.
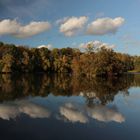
[0,73,139,104]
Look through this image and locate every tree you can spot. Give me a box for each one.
[85,43,95,54]
[133,56,140,72]
[2,53,15,73]
[0,42,135,76]
[93,47,123,76]
[38,48,51,71]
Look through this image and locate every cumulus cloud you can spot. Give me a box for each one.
[87,105,125,123]
[86,17,125,35]
[56,17,69,25]
[37,44,53,50]
[79,40,116,51]
[0,100,51,120]
[0,19,51,38]
[59,16,88,37]
[59,103,88,123]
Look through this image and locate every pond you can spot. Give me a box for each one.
[0,74,140,140]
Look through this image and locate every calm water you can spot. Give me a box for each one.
[0,74,140,140]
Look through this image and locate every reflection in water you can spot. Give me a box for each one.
[86,105,125,123]
[0,74,139,123]
[0,100,51,120]
[0,74,137,101]
[59,103,88,123]
[59,102,124,123]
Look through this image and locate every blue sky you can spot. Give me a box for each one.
[0,0,140,55]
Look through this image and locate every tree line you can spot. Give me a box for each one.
[0,41,137,77]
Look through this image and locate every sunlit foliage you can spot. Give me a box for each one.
[0,42,135,77]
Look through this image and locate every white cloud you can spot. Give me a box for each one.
[87,105,125,123]
[0,19,51,38]
[56,17,69,25]
[59,16,88,37]
[87,17,125,35]
[0,100,51,120]
[60,103,88,123]
[37,44,53,50]
[79,40,116,51]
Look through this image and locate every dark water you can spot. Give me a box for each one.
[0,74,140,140]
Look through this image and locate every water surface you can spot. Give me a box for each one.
[0,74,140,140]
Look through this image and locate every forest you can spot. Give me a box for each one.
[0,41,139,77]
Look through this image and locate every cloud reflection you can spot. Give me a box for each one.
[87,105,125,123]
[0,99,125,124]
[60,103,88,123]
[59,102,125,123]
[0,100,51,120]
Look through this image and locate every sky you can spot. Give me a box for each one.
[0,0,140,55]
